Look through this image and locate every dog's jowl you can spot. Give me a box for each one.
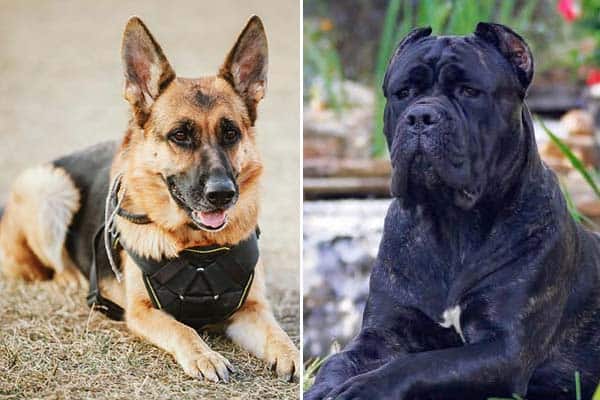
[0,16,298,382]
[306,23,600,400]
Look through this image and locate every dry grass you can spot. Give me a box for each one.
[0,277,299,400]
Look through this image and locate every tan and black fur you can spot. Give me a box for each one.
[0,16,298,382]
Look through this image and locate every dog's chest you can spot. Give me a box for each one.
[439,305,465,342]
[392,264,467,342]
[383,231,477,342]
[123,231,260,329]
[381,202,495,342]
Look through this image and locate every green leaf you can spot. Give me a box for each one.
[562,180,584,223]
[497,0,516,23]
[303,356,329,391]
[514,0,539,32]
[592,381,600,400]
[537,116,600,199]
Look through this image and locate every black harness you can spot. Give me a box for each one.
[86,177,259,329]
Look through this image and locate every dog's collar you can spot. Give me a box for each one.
[108,176,152,225]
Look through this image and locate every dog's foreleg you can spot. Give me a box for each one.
[303,329,396,400]
[123,256,233,382]
[323,340,532,400]
[226,260,299,381]
[305,305,465,400]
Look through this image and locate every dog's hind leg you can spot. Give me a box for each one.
[0,165,82,286]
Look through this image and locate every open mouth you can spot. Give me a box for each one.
[164,176,230,232]
[190,210,228,231]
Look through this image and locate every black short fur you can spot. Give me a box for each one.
[306,23,600,400]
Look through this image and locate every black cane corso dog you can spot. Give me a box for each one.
[305,23,600,400]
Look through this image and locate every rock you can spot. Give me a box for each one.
[561,109,595,137]
[303,199,389,360]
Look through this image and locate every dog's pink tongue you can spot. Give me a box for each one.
[196,210,226,228]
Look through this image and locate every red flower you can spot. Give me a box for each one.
[557,0,581,22]
[587,69,600,86]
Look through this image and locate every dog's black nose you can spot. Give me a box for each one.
[405,106,441,128]
[205,179,236,207]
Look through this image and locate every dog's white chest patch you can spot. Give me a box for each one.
[439,305,465,343]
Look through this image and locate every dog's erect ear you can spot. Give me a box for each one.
[219,16,268,124]
[122,17,175,126]
[383,27,432,94]
[475,22,534,90]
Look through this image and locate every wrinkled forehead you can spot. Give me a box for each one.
[150,76,250,129]
[387,35,516,89]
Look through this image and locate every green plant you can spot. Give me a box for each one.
[303,356,328,391]
[537,117,600,199]
[304,18,347,113]
[488,395,525,400]
[536,116,600,229]
[372,0,542,157]
[594,380,600,399]
[562,177,588,224]
[571,0,600,69]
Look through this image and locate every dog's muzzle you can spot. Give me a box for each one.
[164,174,238,232]
[404,103,443,135]
[391,101,479,208]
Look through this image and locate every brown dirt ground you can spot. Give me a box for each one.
[0,1,300,399]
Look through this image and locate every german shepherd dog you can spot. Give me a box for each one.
[0,16,298,382]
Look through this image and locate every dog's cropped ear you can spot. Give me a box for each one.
[219,16,268,125]
[394,27,432,59]
[383,27,432,95]
[475,22,534,90]
[122,17,175,126]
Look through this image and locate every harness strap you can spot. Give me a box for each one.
[86,225,125,320]
[86,225,260,322]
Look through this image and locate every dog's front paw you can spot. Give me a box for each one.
[178,348,234,383]
[265,336,299,381]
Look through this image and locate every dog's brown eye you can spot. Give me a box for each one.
[219,118,241,146]
[174,131,187,141]
[222,130,240,146]
[168,129,194,147]
[460,86,480,98]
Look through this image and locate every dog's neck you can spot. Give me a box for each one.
[490,104,545,205]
